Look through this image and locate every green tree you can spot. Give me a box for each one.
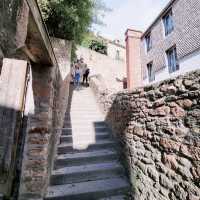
[38,0,108,44]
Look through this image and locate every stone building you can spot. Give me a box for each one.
[126,0,200,89]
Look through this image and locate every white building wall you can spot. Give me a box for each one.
[107,42,126,61]
[143,49,200,85]
[76,46,126,91]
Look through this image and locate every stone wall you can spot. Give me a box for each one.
[90,70,200,200]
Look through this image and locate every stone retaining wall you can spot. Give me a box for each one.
[90,70,200,200]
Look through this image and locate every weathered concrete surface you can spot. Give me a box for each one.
[19,64,55,200]
[18,38,72,199]
[0,0,57,66]
[0,0,29,57]
[0,58,28,195]
[76,46,126,91]
[45,87,130,199]
[0,0,72,199]
[90,70,200,200]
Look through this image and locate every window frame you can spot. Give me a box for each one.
[163,9,174,36]
[166,46,179,73]
[147,62,155,82]
[145,32,152,52]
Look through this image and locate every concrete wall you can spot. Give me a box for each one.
[107,42,126,61]
[76,46,126,91]
[141,0,200,85]
[19,39,71,200]
[90,69,200,200]
[0,59,28,196]
[0,0,72,199]
[0,0,29,58]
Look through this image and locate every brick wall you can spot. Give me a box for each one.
[90,70,200,200]
[19,39,72,200]
[141,0,200,78]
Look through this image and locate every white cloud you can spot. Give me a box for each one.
[93,0,170,40]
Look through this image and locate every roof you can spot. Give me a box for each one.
[141,0,178,39]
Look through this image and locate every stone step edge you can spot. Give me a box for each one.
[52,161,122,176]
[55,149,118,160]
[46,178,129,199]
[58,139,115,148]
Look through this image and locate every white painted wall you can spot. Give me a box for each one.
[143,49,200,85]
[179,49,200,74]
[76,46,126,91]
[107,42,126,62]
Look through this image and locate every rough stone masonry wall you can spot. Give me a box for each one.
[90,70,200,200]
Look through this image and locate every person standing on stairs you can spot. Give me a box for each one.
[78,57,85,82]
[70,63,75,84]
[83,64,90,86]
[74,65,81,88]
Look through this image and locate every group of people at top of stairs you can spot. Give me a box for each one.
[71,57,90,88]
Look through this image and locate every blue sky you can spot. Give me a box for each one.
[93,0,170,40]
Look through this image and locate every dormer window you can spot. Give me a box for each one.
[163,9,174,36]
[145,33,152,52]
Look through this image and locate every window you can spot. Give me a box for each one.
[116,50,120,60]
[163,9,174,36]
[145,33,152,52]
[166,46,179,73]
[147,62,155,82]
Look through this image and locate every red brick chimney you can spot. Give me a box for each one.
[125,29,142,90]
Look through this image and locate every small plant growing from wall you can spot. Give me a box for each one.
[89,40,108,55]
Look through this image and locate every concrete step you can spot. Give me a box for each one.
[66,111,103,115]
[61,127,109,136]
[57,140,116,154]
[64,116,105,121]
[63,121,107,127]
[51,162,124,185]
[54,149,118,168]
[67,109,101,113]
[99,195,127,200]
[69,106,100,109]
[60,132,110,143]
[45,178,129,200]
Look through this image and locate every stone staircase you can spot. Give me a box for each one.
[45,87,130,200]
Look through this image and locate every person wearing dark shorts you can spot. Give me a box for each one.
[83,65,90,85]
